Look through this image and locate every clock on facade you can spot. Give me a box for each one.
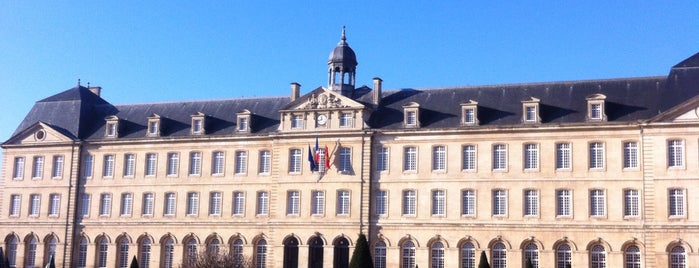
[317,114,327,125]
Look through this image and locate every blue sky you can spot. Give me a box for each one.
[0,1,697,168]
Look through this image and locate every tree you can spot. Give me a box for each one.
[129,256,139,268]
[179,247,252,268]
[478,251,490,268]
[349,233,373,268]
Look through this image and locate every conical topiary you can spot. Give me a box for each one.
[478,251,490,268]
[525,258,533,268]
[349,233,373,268]
[129,256,139,268]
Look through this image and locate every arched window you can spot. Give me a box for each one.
[77,237,88,268]
[231,239,244,261]
[25,236,38,268]
[492,242,506,268]
[524,243,538,268]
[460,242,475,268]
[161,237,174,268]
[207,238,220,255]
[374,241,387,268]
[140,237,152,268]
[97,237,109,268]
[255,239,268,268]
[670,246,686,268]
[431,242,444,268]
[401,241,416,268]
[45,236,58,267]
[185,239,197,266]
[625,245,641,268]
[556,244,571,268]
[117,238,130,268]
[590,245,606,268]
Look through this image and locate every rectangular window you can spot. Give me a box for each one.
[189,152,202,176]
[103,155,115,178]
[49,194,60,216]
[83,154,94,178]
[167,153,179,176]
[432,146,446,172]
[106,122,117,137]
[406,111,416,126]
[669,188,685,217]
[492,190,507,216]
[289,149,302,173]
[377,147,389,172]
[192,119,203,133]
[404,147,417,171]
[462,190,476,216]
[524,190,538,216]
[590,189,606,216]
[492,144,507,170]
[623,142,639,169]
[99,193,111,216]
[13,157,24,179]
[80,194,90,217]
[337,190,350,215]
[339,147,351,173]
[462,145,476,171]
[142,193,154,216]
[238,117,248,131]
[123,154,135,177]
[525,106,537,122]
[233,192,245,216]
[32,156,44,179]
[259,150,271,174]
[590,103,602,119]
[186,192,199,216]
[464,108,475,124]
[51,155,63,178]
[402,190,416,216]
[210,151,224,175]
[311,191,325,215]
[524,144,538,170]
[556,190,571,217]
[589,142,605,169]
[376,190,388,216]
[291,114,303,129]
[432,190,446,216]
[148,121,159,135]
[668,140,684,168]
[10,194,21,216]
[287,191,300,215]
[556,143,571,170]
[624,189,639,217]
[120,193,133,216]
[256,192,269,215]
[29,194,41,216]
[235,151,248,174]
[164,193,176,216]
[340,112,353,127]
[210,192,222,216]
[145,153,157,176]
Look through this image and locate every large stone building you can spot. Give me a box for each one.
[2,30,699,268]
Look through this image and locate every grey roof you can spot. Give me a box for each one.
[5,52,699,145]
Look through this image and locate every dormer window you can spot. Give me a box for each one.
[147,114,161,137]
[460,100,479,126]
[586,94,607,122]
[191,112,206,135]
[402,102,420,128]
[522,97,541,124]
[237,109,251,132]
[105,116,119,138]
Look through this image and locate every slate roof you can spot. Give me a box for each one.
[6,52,699,144]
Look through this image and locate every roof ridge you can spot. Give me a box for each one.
[112,95,290,106]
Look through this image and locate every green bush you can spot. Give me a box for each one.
[349,233,373,268]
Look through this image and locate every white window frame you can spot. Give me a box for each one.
[291,114,304,129]
[102,155,114,178]
[669,188,686,218]
[623,141,639,169]
[123,154,135,177]
[80,194,90,217]
[492,189,507,217]
[432,145,446,172]
[48,193,60,216]
[51,155,64,178]
[189,152,202,176]
[624,189,640,218]
[120,193,133,216]
[167,152,179,176]
[339,112,353,127]
[377,147,389,172]
[235,150,248,174]
[13,157,24,180]
[186,192,199,216]
[233,191,245,216]
[492,144,507,171]
[145,153,157,176]
[338,147,351,173]
[589,142,605,169]
[376,190,388,216]
[212,151,225,175]
[556,189,572,217]
[256,191,269,216]
[555,143,571,170]
[668,139,684,168]
[287,191,300,215]
[28,194,41,216]
[402,190,416,216]
[403,146,417,172]
[524,189,539,217]
[9,194,21,216]
[524,143,539,170]
[337,190,350,216]
[590,189,606,217]
[431,190,446,216]
[289,149,302,173]
[462,145,476,171]
[32,156,44,179]
[462,189,476,217]
[164,192,176,216]
[259,150,271,174]
[311,190,325,216]
[99,193,111,217]
[142,193,154,216]
[209,192,222,216]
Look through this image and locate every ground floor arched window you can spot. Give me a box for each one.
[625,245,641,268]
[255,239,267,268]
[523,243,538,268]
[492,242,506,268]
[670,246,687,268]
[460,242,475,268]
[590,245,606,268]
[401,241,416,268]
[374,241,387,268]
[556,244,572,268]
[431,241,444,268]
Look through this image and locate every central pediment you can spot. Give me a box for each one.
[281,87,366,111]
[278,87,369,132]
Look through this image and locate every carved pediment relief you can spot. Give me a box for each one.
[283,88,365,111]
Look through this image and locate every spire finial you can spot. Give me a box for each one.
[77,79,81,87]
[341,26,346,41]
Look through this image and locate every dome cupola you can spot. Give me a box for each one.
[328,26,358,97]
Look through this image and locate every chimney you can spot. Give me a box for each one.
[290,82,301,102]
[89,86,102,96]
[372,77,383,105]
